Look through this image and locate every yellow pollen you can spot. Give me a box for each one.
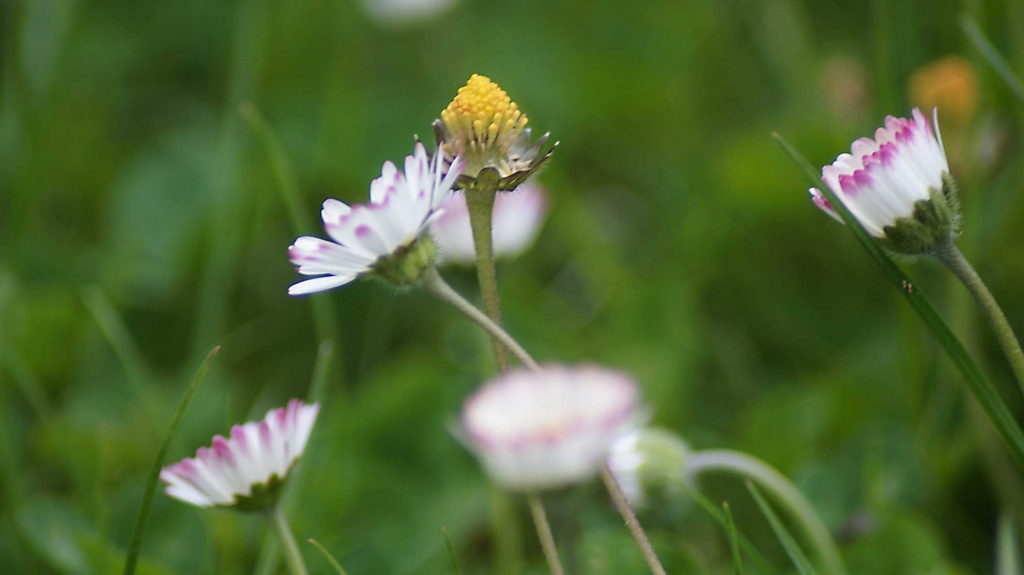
[441,74,528,150]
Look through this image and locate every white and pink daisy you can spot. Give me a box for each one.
[288,143,464,294]
[810,108,959,253]
[160,399,320,509]
[461,365,641,491]
[430,180,549,265]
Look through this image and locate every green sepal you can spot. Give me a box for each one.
[369,235,438,288]
[229,473,288,513]
[879,172,962,255]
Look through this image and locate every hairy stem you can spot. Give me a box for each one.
[935,240,1024,398]
[687,449,846,575]
[528,494,565,575]
[420,268,540,371]
[267,506,307,575]
[464,185,509,369]
[600,466,668,575]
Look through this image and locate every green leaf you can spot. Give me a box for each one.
[676,480,776,574]
[961,16,1024,106]
[773,133,1024,474]
[122,346,220,575]
[997,513,1022,575]
[746,481,818,575]
[306,538,350,575]
[441,527,464,575]
[722,501,744,575]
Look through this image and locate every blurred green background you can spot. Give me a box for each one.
[4,0,1024,572]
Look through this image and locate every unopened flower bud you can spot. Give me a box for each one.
[607,428,690,508]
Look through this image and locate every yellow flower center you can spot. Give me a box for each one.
[440,75,529,162]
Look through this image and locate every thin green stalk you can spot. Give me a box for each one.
[267,506,307,575]
[306,538,350,575]
[464,182,509,369]
[253,341,333,575]
[745,482,818,575]
[600,466,668,575]
[489,485,525,575]
[82,287,162,433]
[419,268,539,371]
[961,15,1024,105]
[687,450,845,575]
[239,103,341,381]
[441,527,465,575]
[997,512,1022,575]
[774,132,1024,473]
[722,501,744,575]
[527,494,565,575]
[190,0,266,361]
[123,346,220,575]
[934,240,1024,396]
[420,267,667,574]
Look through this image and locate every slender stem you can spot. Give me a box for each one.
[600,466,668,575]
[464,185,509,369]
[687,449,846,575]
[421,268,667,574]
[419,268,540,371]
[527,494,566,575]
[268,506,308,575]
[935,241,1024,397]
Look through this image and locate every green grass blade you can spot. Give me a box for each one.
[961,16,1024,105]
[82,287,162,432]
[997,513,1021,575]
[722,501,744,575]
[774,133,1024,473]
[441,527,464,575]
[239,102,341,388]
[746,482,817,575]
[122,346,220,575]
[306,538,350,575]
[677,480,776,574]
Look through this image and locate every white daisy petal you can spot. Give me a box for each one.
[812,107,951,238]
[161,400,320,509]
[288,143,463,295]
[461,364,641,491]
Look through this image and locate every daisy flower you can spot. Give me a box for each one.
[288,143,463,294]
[435,74,554,191]
[160,399,320,510]
[810,108,960,254]
[461,365,640,491]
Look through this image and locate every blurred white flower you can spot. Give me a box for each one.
[461,365,640,491]
[160,400,320,510]
[607,428,689,508]
[360,0,456,27]
[288,143,463,294]
[430,181,548,265]
[810,108,959,253]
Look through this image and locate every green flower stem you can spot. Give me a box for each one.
[686,449,846,575]
[464,181,510,370]
[774,132,1024,473]
[527,494,565,575]
[600,465,668,575]
[267,506,307,575]
[421,267,667,575]
[934,240,1024,397]
[420,268,540,371]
